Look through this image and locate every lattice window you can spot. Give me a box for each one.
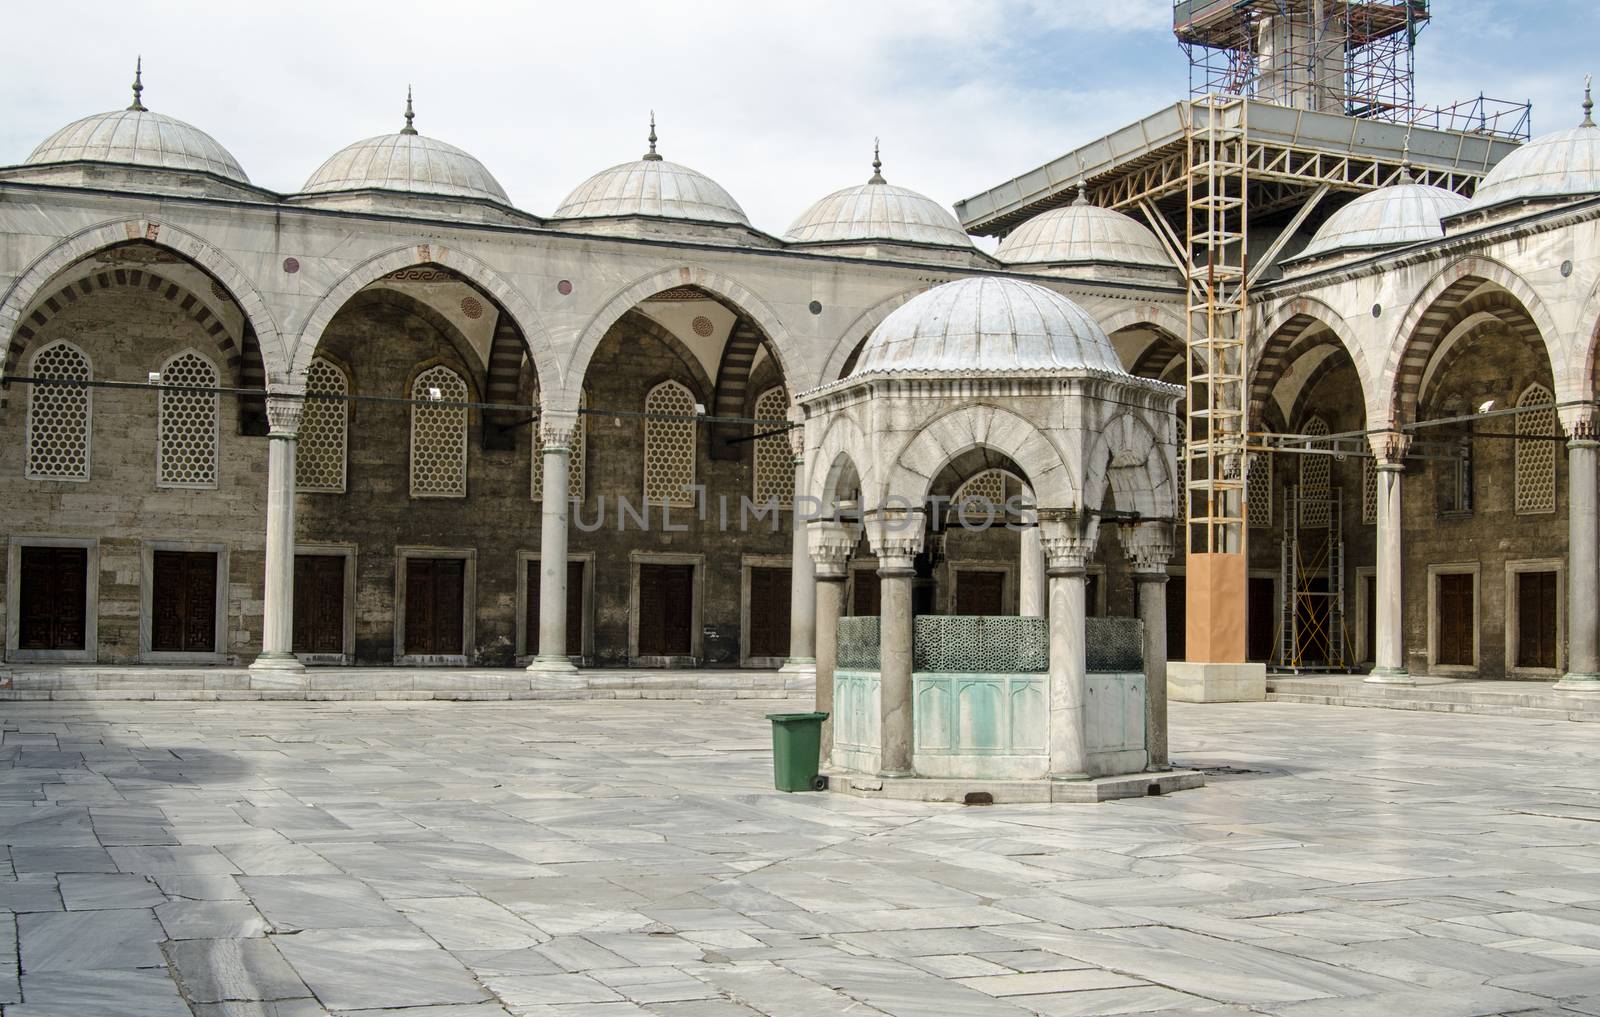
[752,386,792,507]
[1298,417,1330,527]
[531,391,587,502]
[1515,384,1558,515]
[26,341,91,481]
[1246,453,1272,527]
[296,357,348,493]
[157,351,219,489]
[410,364,468,498]
[1361,455,1377,524]
[1175,415,1187,523]
[644,381,696,506]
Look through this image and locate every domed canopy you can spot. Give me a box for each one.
[552,116,749,226]
[25,62,249,185]
[1299,179,1468,258]
[1468,90,1600,209]
[996,189,1170,268]
[784,145,973,248]
[854,276,1124,376]
[300,92,510,204]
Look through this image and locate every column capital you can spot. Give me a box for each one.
[1042,535,1096,573]
[1368,429,1411,468]
[265,393,304,437]
[1560,402,1600,443]
[1122,520,1174,575]
[787,407,807,460]
[808,519,857,580]
[864,508,925,570]
[539,410,580,453]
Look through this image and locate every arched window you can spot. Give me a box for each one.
[1515,383,1558,515]
[410,364,468,498]
[1174,415,1187,523]
[644,380,696,506]
[296,357,348,493]
[752,386,792,507]
[1246,452,1272,527]
[157,351,219,489]
[26,340,91,481]
[532,390,587,502]
[1298,417,1330,527]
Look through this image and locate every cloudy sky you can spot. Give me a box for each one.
[2,1,1592,235]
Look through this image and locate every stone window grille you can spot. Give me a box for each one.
[1361,455,1377,524]
[296,356,348,493]
[1298,416,1331,527]
[531,391,587,502]
[1515,384,1558,515]
[752,386,792,507]
[644,381,696,506]
[25,340,91,481]
[1246,452,1272,527]
[410,364,468,498]
[157,351,219,489]
[1174,415,1187,523]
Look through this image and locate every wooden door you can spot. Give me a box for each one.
[956,570,1005,615]
[852,569,880,617]
[1247,577,1275,663]
[404,558,465,656]
[526,560,584,656]
[293,555,345,655]
[1437,572,1474,666]
[151,550,217,653]
[1517,570,1558,669]
[638,563,693,656]
[18,546,88,651]
[1166,574,1186,662]
[748,566,791,658]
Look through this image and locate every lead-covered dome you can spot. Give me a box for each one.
[996,189,1170,268]
[854,276,1124,376]
[785,147,973,248]
[1468,91,1600,210]
[553,118,748,226]
[25,64,249,184]
[301,93,510,204]
[1299,178,1468,258]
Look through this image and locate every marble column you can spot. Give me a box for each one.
[872,516,922,779]
[1043,526,1095,780]
[782,446,817,675]
[1558,411,1600,691]
[809,520,855,764]
[1126,522,1175,770]
[251,394,305,674]
[529,410,578,673]
[1019,525,1047,618]
[1367,431,1412,685]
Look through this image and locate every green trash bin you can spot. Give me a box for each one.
[766,712,829,792]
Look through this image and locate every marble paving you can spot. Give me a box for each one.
[0,697,1598,1016]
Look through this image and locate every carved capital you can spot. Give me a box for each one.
[1368,430,1411,467]
[1122,520,1175,574]
[808,520,856,579]
[865,508,925,571]
[1560,403,1600,443]
[1041,535,1096,573]
[538,410,580,453]
[266,394,304,437]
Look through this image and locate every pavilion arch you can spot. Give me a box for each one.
[880,404,1075,510]
[1250,296,1372,431]
[332,289,490,385]
[810,411,877,506]
[562,265,794,416]
[0,219,286,382]
[293,244,558,397]
[1099,303,1189,350]
[1576,272,1600,410]
[1382,256,1563,426]
[1083,412,1176,521]
[816,286,928,385]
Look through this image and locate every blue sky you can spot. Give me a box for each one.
[1,1,1592,235]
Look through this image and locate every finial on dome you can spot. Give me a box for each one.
[868,138,886,184]
[1399,129,1416,183]
[644,111,662,161]
[128,56,147,112]
[400,86,417,135]
[1072,179,1091,206]
[1584,74,1595,127]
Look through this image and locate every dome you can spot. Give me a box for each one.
[1468,104,1600,210]
[996,190,1170,268]
[1299,179,1469,258]
[784,148,973,247]
[24,65,248,185]
[300,93,510,204]
[552,118,748,226]
[854,276,1124,376]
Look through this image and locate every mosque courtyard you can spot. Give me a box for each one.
[0,697,1597,1017]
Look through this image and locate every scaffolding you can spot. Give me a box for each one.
[1277,483,1351,672]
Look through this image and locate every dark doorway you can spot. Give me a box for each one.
[1085,573,1101,618]
[748,566,792,659]
[851,569,880,617]
[404,558,466,656]
[1247,576,1275,663]
[293,555,345,656]
[1294,576,1332,664]
[1363,575,1377,665]
[18,546,88,652]
[1166,574,1186,662]
[151,550,218,653]
[526,560,584,657]
[638,563,694,656]
[956,570,1005,615]
[1437,572,1474,666]
[1516,570,1558,670]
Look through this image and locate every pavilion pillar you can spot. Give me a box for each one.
[529,410,579,673]
[1367,431,1412,685]
[782,442,817,677]
[1043,524,1095,781]
[1126,522,1175,769]
[871,513,923,778]
[1558,410,1600,691]
[809,520,856,764]
[251,394,305,675]
[1019,524,1047,618]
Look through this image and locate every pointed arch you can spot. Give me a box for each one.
[1250,296,1370,430]
[882,404,1075,509]
[1083,412,1177,520]
[810,411,876,507]
[816,286,928,386]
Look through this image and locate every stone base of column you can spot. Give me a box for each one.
[248,653,305,674]
[525,656,579,675]
[778,657,816,675]
[1364,667,1414,686]
[1554,672,1600,693]
[1168,661,1265,703]
[1048,771,1091,782]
